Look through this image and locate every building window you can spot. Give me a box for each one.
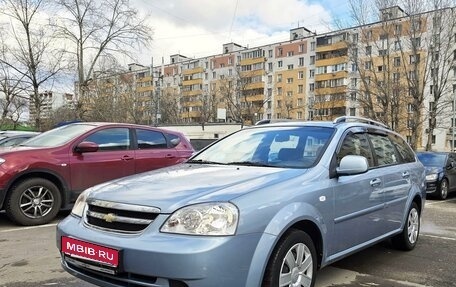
[278,61,283,67]
[268,50,273,57]
[365,46,372,56]
[349,108,356,116]
[393,57,401,66]
[277,74,282,82]
[278,48,283,56]
[268,62,273,71]
[287,91,293,97]
[287,51,294,57]
[310,56,315,65]
[297,111,303,119]
[298,71,304,79]
[310,42,316,51]
[299,57,304,66]
[309,69,315,78]
[299,44,305,52]
[287,64,294,70]
[409,54,420,64]
[277,87,282,95]
[287,78,293,83]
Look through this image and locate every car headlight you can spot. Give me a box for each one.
[71,189,92,217]
[426,173,438,181]
[161,202,239,236]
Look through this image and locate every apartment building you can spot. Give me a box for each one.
[78,6,456,151]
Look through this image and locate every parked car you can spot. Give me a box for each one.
[0,131,40,147]
[0,122,194,226]
[416,151,456,200]
[57,116,425,287]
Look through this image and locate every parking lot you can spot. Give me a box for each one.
[0,195,455,287]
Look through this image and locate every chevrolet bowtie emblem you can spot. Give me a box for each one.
[103,213,117,223]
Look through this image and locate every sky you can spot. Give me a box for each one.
[129,0,353,66]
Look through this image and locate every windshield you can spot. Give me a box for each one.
[20,124,96,147]
[189,126,334,168]
[417,153,447,166]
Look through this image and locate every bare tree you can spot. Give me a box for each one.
[419,2,456,150]
[218,67,270,126]
[0,0,65,130]
[0,49,29,127]
[53,0,153,119]
[347,0,440,149]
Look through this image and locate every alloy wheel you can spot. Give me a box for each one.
[279,243,313,287]
[19,186,55,219]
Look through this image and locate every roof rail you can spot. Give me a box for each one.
[333,116,390,129]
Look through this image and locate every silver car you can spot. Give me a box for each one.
[57,116,426,287]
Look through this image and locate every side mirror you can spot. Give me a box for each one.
[170,137,181,147]
[74,141,99,153]
[336,155,369,176]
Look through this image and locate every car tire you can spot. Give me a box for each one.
[5,178,62,226]
[262,229,317,287]
[391,202,420,251]
[437,178,449,200]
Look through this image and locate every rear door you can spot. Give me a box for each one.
[368,132,412,232]
[134,128,181,173]
[69,127,135,191]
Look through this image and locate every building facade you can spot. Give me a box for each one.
[79,6,456,151]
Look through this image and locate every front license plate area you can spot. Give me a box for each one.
[61,236,120,274]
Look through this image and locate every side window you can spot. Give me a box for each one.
[337,133,374,167]
[84,128,130,151]
[367,133,398,166]
[390,135,415,163]
[136,129,168,149]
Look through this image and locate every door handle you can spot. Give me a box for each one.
[370,178,382,187]
[165,154,176,158]
[122,155,134,161]
[402,171,410,178]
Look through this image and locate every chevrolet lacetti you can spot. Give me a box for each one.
[57,116,426,287]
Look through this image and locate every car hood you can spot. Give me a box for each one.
[88,163,308,213]
[424,166,443,175]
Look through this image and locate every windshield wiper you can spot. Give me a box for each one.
[225,161,276,167]
[187,159,225,165]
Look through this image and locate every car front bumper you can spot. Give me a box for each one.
[425,180,438,193]
[57,214,266,287]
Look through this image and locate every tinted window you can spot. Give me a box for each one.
[390,135,415,163]
[337,132,374,167]
[368,133,398,166]
[136,129,167,149]
[84,128,130,151]
[417,153,447,166]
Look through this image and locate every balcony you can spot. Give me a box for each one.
[316,41,348,53]
[315,71,348,81]
[314,85,347,95]
[315,56,349,67]
[182,67,204,75]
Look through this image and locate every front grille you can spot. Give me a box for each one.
[84,199,160,233]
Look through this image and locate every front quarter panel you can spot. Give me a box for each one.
[243,201,328,287]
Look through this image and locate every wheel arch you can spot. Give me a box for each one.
[3,169,68,209]
[244,202,326,286]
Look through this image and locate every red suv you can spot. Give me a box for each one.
[0,122,194,225]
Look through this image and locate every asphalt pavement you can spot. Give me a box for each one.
[0,195,455,287]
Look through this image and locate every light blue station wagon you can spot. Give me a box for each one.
[57,116,426,287]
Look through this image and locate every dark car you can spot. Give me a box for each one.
[0,131,40,147]
[0,122,194,226]
[416,151,456,199]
